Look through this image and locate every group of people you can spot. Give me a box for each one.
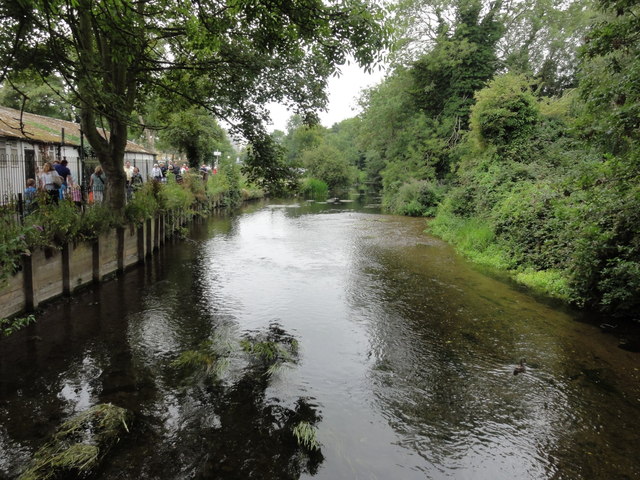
[24,159,145,214]
[25,159,83,210]
[149,160,218,183]
[151,160,190,183]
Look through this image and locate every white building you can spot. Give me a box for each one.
[0,106,156,203]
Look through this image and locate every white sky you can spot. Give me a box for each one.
[266,62,387,132]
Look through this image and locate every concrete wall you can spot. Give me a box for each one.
[0,211,187,318]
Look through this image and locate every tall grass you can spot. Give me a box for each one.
[300,178,328,200]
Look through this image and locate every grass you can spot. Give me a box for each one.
[429,212,571,301]
[292,421,321,451]
[19,403,132,480]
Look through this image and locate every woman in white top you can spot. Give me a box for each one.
[39,162,61,204]
[151,163,162,182]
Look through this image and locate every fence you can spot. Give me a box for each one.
[0,153,159,207]
[0,152,86,205]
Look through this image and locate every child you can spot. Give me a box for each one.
[24,178,37,215]
[71,184,83,208]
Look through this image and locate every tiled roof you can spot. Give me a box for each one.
[0,106,155,155]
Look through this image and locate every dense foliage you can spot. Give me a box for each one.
[0,0,388,214]
[278,0,640,318]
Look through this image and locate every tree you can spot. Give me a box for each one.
[0,72,74,120]
[156,107,231,168]
[301,144,354,195]
[391,0,596,97]
[410,0,503,126]
[579,0,640,154]
[0,0,388,215]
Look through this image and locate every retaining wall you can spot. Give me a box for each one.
[0,210,192,319]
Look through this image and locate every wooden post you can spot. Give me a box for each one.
[116,227,125,272]
[137,225,144,264]
[146,218,152,256]
[22,254,36,311]
[92,239,100,283]
[61,243,71,295]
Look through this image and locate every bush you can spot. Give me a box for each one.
[385,180,444,216]
[470,74,540,154]
[300,178,328,200]
[125,182,160,224]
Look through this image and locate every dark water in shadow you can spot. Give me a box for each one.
[1,199,639,479]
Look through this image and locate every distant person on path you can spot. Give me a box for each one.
[159,161,168,182]
[172,162,182,183]
[124,160,134,186]
[130,166,144,194]
[39,161,61,204]
[89,165,106,203]
[67,175,83,209]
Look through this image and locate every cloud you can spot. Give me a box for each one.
[267,62,387,132]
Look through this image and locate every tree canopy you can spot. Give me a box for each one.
[0,0,388,213]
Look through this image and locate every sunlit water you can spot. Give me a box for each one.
[1,199,639,479]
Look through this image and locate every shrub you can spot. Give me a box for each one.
[386,180,444,217]
[470,74,540,154]
[125,182,160,224]
[300,178,328,200]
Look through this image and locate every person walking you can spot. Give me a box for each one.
[54,159,71,199]
[89,165,106,203]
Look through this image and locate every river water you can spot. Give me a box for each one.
[1,199,639,480]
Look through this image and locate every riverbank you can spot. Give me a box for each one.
[0,167,264,320]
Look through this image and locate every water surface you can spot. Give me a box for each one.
[1,199,639,479]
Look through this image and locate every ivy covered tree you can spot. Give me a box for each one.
[0,0,388,215]
[410,0,503,127]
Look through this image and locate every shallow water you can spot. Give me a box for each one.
[1,199,639,479]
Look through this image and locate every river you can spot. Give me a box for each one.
[1,199,639,479]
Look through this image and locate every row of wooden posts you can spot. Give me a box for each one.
[1,210,194,319]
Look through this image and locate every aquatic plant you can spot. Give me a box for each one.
[240,328,299,377]
[172,338,232,380]
[292,421,321,451]
[1,314,36,337]
[19,403,132,480]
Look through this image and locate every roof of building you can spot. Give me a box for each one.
[0,105,155,155]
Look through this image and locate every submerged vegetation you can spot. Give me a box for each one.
[292,421,321,451]
[170,324,323,476]
[19,404,132,480]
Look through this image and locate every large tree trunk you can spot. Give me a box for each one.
[79,107,128,217]
[100,120,128,214]
[75,2,136,218]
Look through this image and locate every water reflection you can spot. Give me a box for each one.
[0,200,639,480]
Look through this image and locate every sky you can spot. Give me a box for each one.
[266,62,387,133]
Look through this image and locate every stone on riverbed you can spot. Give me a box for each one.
[19,403,132,480]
